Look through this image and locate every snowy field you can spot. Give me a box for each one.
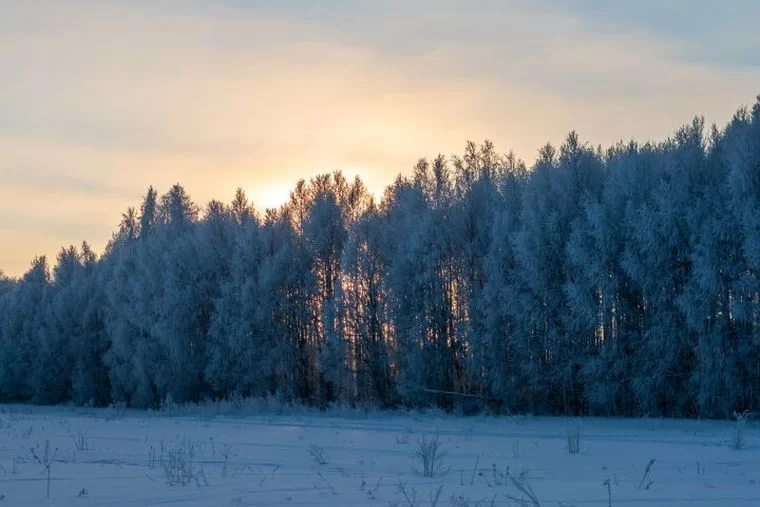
[0,403,758,506]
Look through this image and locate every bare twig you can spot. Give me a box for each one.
[429,485,444,507]
[603,478,612,507]
[310,445,329,465]
[397,480,417,507]
[470,456,480,485]
[316,471,337,495]
[507,474,541,507]
[637,459,655,490]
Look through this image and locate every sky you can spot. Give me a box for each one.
[1,1,759,277]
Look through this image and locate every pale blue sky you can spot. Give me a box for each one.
[1,1,758,276]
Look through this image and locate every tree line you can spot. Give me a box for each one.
[1,98,759,418]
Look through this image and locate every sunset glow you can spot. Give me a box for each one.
[246,183,293,212]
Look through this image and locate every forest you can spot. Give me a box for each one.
[1,98,759,419]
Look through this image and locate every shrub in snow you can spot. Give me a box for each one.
[414,430,448,477]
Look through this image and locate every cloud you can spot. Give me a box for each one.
[0,0,758,275]
[553,0,760,70]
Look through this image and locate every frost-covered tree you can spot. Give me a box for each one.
[205,191,268,397]
[335,204,395,405]
[69,241,110,406]
[620,119,706,416]
[0,256,50,401]
[511,134,604,413]
[30,246,83,403]
[481,153,528,411]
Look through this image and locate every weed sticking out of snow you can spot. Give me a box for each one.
[637,458,656,490]
[507,471,541,506]
[161,436,204,486]
[396,480,416,507]
[732,410,749,450]
[30,439,56,499]
[603,478,612,507]
[68,428,90,451]
[221,443,232,477]
[566,420,581,454]
[414,430,448,477]
[309,445,329,465]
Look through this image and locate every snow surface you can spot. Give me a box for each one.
[0,405,758,506]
